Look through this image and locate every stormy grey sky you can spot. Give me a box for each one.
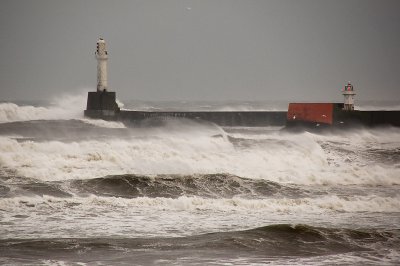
[0,0,399,102]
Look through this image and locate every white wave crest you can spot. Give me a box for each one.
[1,194,399,213]
[0,125,399,185]
[0,93,127,128]
[80,119,126,128]
[0,103,49,122]
[1,194,398,239]
[0,94,86,122]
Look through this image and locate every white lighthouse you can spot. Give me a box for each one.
[342,81,356,111]
[96,38,108,91]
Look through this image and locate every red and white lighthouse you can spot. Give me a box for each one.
[342,81,356,111]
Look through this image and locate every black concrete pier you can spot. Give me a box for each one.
[84,91,287,126]
[84,91,400,128]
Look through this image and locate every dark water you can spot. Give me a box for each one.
[0,101,399,265]
[2,225,399,265]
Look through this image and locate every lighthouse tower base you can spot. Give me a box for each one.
[84,91,120,118]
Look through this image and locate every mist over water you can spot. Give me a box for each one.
[0,96,399,265]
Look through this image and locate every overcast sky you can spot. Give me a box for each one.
[0,0,399,102]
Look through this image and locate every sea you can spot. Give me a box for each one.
[0,94,399,265]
